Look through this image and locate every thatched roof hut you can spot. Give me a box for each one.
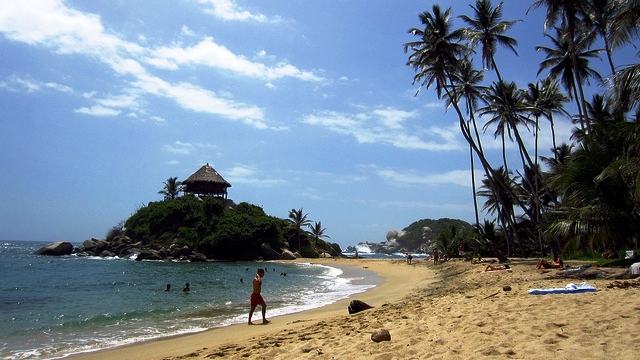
[182,163,231,198]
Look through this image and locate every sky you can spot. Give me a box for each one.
[0,0,635,248]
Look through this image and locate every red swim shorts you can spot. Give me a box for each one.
[251,293,265,307]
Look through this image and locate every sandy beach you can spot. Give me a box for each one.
[72,257,640,360]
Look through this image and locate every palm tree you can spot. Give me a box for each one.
[529,0,592,127]
[537,77,570,158]
[481,80,536,174]
[475,219,508,262]
[158,177,182,200]
[583,0,622,79]
[613,63,640,115]
[458,0,521,82]
[405,5,508,229]
[446,59,487,227]
[404,5,527,252]
[610,0,640,50]
[404,5,468,99]
[536,26,602,132]
[287,208,312,250]
[308,221,330,247]
[477,166,523,256]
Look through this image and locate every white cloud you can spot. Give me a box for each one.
[132,74,267,128]
[376,168,474,188]
[146,37,323,82]
[303,107,463,151]
[181,25,195,36]
[0,0,281,128]
[74,105,121,116]
[224,165,287,187]
[1,75,73,94]
[162,141,215,155]
[95,94,139,109]
[198,0,276,23]
[163,141,195,155]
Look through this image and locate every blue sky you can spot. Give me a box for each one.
[0,1,634,248]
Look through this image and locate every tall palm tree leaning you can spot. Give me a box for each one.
[158,176,182,200]
[287,208,312,251]
[445,59,486,228]
[309,221,330,247]
[404,4,523,250]
[458,0,521,83]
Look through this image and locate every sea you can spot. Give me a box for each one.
[0,241,414,360]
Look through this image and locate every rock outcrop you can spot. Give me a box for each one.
[34,241,73,256]
[36,236,301,262]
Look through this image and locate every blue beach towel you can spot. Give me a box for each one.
[528,282,596,295]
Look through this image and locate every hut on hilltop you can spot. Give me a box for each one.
[182,163,231,199]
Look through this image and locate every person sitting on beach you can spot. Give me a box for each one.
[484,264,511,272]
[535,256,564,270]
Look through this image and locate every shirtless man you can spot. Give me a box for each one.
[248,268,269,325]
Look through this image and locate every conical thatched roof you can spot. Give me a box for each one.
[183,163,231,186]
[182,163,231,197]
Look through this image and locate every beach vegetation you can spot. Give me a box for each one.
[122,195,335,260]
[287,208,312,250]
[405,0,639,261]
[158,176,183,200]
[105,220,125,242]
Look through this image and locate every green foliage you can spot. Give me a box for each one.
[124,197,287,259]
[105,220,125,241]
[397,218,473,251]
[298,245,319,258]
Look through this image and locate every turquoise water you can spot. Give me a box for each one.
[0,241,378,359]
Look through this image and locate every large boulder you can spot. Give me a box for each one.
[34,241,73,256]
[189,252,207,262]
[136,249,163,261]
[260,244,281,260]
[348,300,373,314]
[82,239,98,252]
[386,229,398,241]
[169,245,191,258]
[280,250,297,260]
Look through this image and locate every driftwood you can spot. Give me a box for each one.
[545,265,630,280]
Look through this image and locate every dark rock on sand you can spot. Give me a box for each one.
[348,300,373,314]
[371,329,391,342]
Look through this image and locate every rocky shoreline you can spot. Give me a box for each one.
[33,236,309,262]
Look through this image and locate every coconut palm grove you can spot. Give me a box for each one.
[403,0,640,260]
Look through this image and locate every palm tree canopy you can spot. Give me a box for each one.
[309,221,330,240]
[158,176,182,200]
[536,27,603,98]
[404,4,467,98]
[288,208,312,234]
[458,0,521,71]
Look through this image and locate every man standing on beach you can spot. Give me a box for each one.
[248,268,269,325]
